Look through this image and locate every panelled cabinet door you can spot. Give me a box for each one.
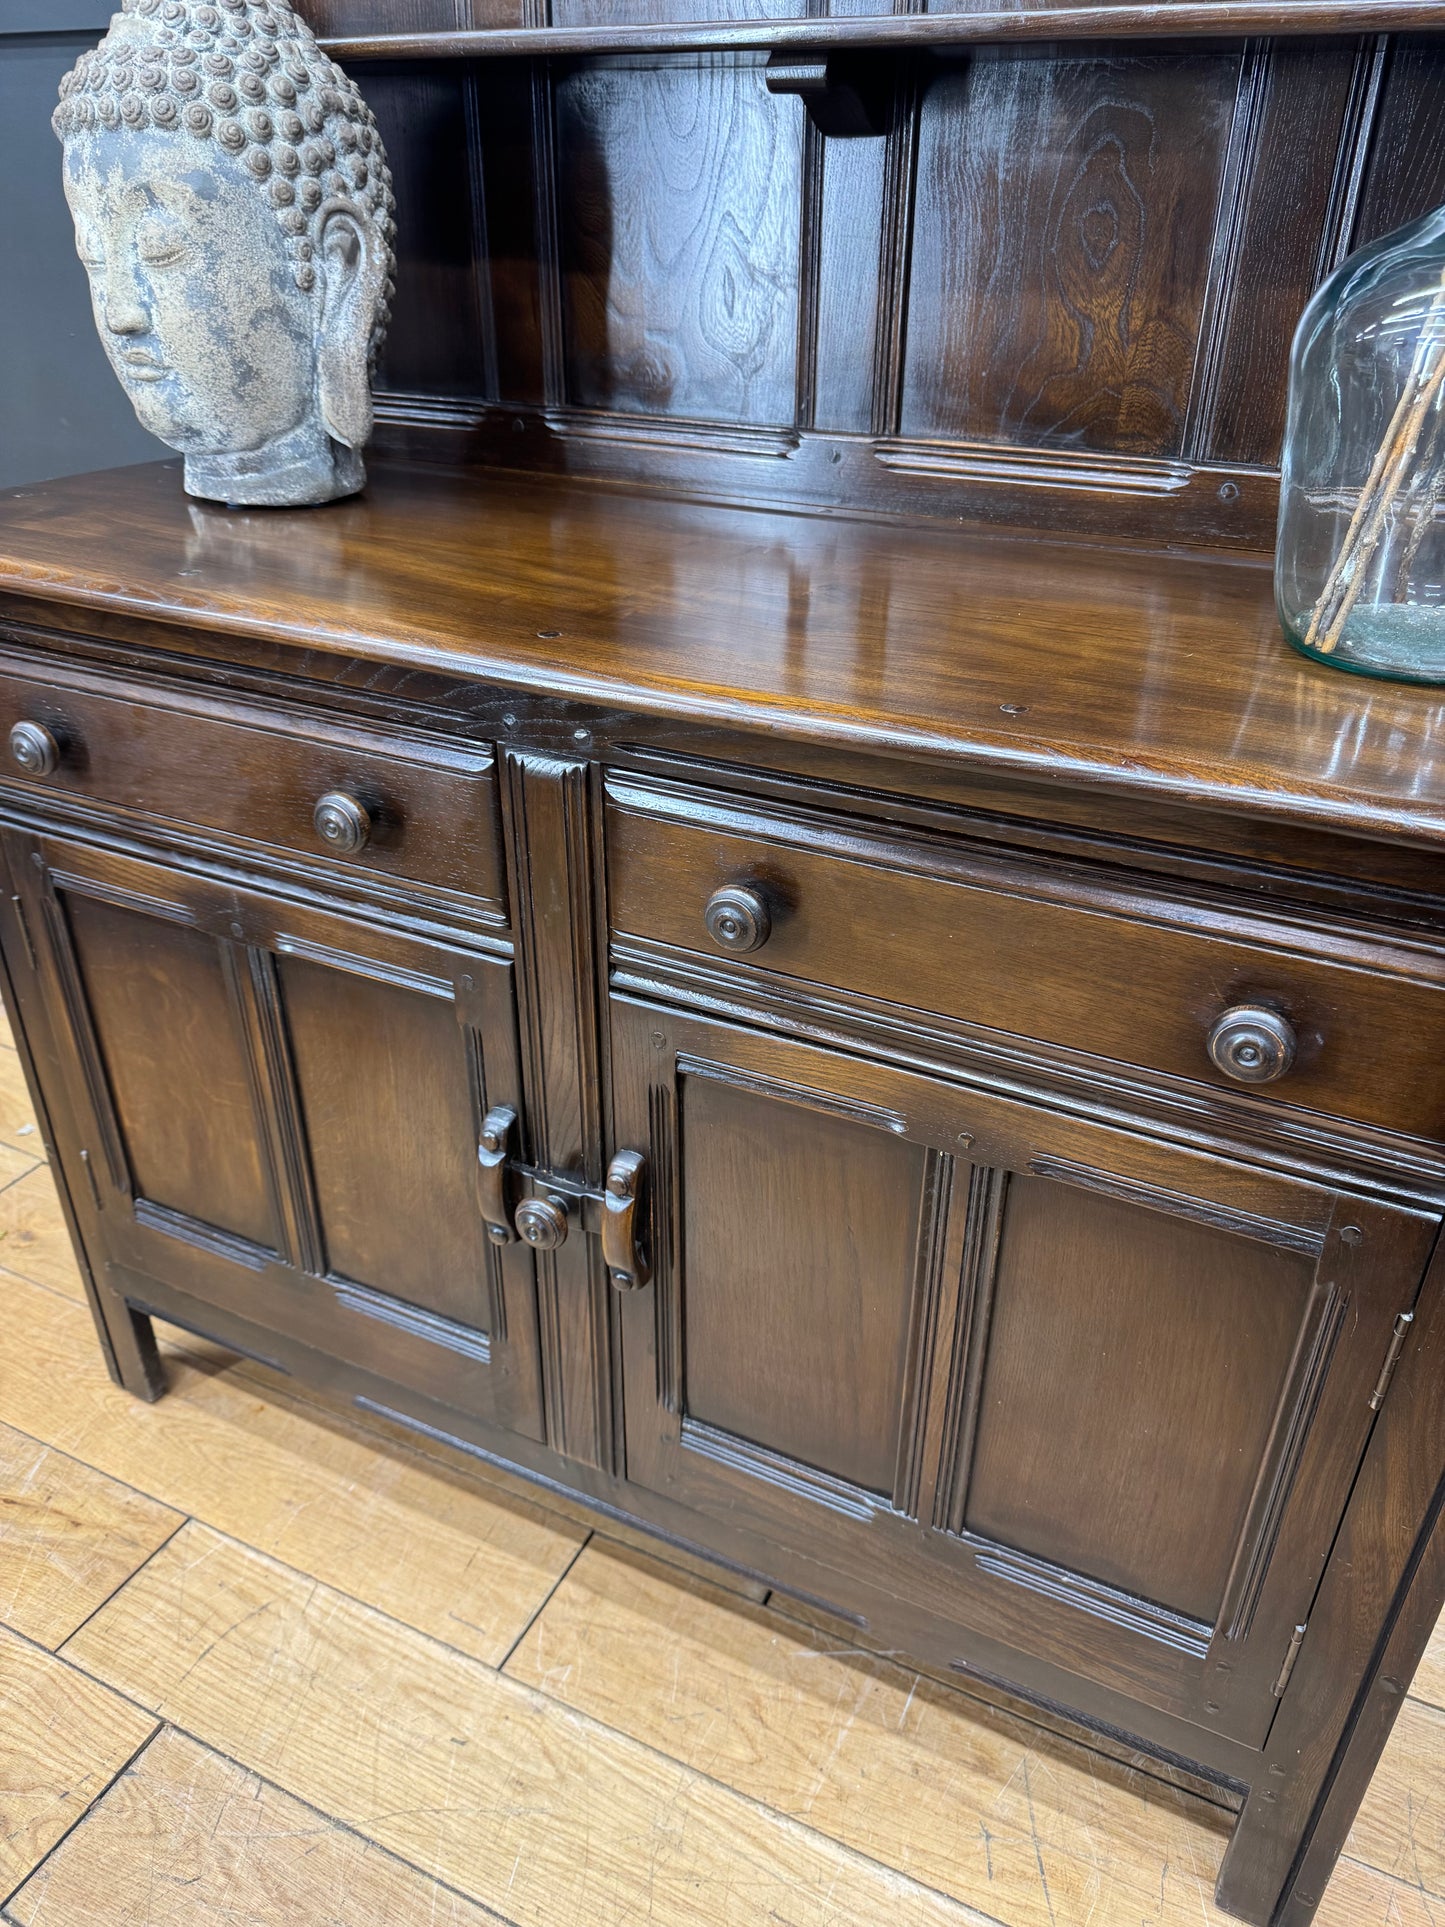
[609,997,1437,1747]
[5,830,544,1441]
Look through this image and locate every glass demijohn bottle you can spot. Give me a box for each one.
[1277,204,1445,682]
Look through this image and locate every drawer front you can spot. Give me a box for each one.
[0,668,505,910]
[606,777,1445,1142]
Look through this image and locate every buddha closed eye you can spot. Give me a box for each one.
[54,0,397,509]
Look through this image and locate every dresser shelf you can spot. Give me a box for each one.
[319,0,1445,61]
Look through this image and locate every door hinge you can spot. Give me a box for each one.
[1368,1311,1415,1412]
[1272,1622,1308,1699]
[10,894,35,972]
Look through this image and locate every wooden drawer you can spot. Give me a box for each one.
[0,665,505,911]
[606,775,1445,1142]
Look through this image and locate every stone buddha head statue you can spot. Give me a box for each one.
[54,0,396,508]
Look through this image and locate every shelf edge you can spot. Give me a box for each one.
[318,2,1445,61]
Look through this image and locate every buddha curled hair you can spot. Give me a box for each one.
[54,0,395,342]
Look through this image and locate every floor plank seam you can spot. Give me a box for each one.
[0,1410,190,1525]
[0,1716,163,1913]
[5,1353,1439,1858]
[0,1615,529,1924]
[51,1514,191,1655]
[0,1262,83,1311]
[110,1721,529,1927]
[495,1529,593,1673]
[37,1527,1018,1927]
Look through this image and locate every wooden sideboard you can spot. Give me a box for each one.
[11,2,1445,1917]
[0,460,1441,1925]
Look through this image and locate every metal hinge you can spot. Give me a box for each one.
[1368,1311,1415,1412]
[1272,1622,1308,1699]
[9,895,35,972]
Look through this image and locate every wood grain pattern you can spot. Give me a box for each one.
[18,460,1445,850]
[1417,1615,1445,1711]
[6,1727,515,1927]
[503,1539,1434,1927]
[64,894,277,1251]
[0,1047,39,1158]
[62,1522,990,1927]
[964,1175,1314,1623]
[1350,36,1445,251]
[0,1422,180,1650]
[902,50,1237,454]
[0,1267,586,1668]
[1197,43,1367,468]
[679,1067,925,1493]
[1346,1696,1445,1903]
[0,1165,84,1303]
[0,1624,156,1898]
[557,55,802,423]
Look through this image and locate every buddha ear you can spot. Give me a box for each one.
[315,200,385,449]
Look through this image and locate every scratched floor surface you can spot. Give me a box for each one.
[0,1015,1438,1927]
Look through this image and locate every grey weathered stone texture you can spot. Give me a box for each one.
[54,0,396,507]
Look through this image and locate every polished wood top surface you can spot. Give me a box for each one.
[2,459,1444,847]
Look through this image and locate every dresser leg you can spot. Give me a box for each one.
[1214,1782,1309,1926]
[88,1288,166,1404]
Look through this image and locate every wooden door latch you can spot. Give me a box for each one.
[476,1106,650,1291]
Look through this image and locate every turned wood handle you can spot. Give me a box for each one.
[704,884,771,954]
[603,1149,650,1290]
[313,790,373,856]
[9,721,61,778]
[1206,1005,1297,1085]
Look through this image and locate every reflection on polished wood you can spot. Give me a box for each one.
[4,460,1445,845]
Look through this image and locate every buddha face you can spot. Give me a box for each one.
[64,129,315,456]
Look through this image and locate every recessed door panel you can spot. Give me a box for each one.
[964,1174,1314,1625]
[612,998,1437,1744]
[680,1068,925,1494]
[279,954,490,1330]
[65,890,275,1250]
[7,831,544,1444]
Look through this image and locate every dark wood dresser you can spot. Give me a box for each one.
[6,6,1445,1921]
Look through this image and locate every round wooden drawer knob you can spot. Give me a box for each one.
[1206,1006,1297,1085]
[704,884,771,955]
[313,791,372,857]
[9,721,60,778]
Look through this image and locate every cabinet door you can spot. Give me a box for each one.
[610,997,1437,1747]
[6,829,544,1441]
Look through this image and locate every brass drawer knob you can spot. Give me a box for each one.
[515,1196,569,1252]
[9,721,61,778]
[1206,1005,1297,1085]
[704,884,771,954]
[313,791,372,857]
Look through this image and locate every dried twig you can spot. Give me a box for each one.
[1304,280,1445,655]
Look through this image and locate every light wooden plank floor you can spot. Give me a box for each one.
[0,1019,1439,1926]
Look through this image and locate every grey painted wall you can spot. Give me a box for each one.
[1,12,168,489]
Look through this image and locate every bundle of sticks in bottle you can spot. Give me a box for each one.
[1304,284,1445,655]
